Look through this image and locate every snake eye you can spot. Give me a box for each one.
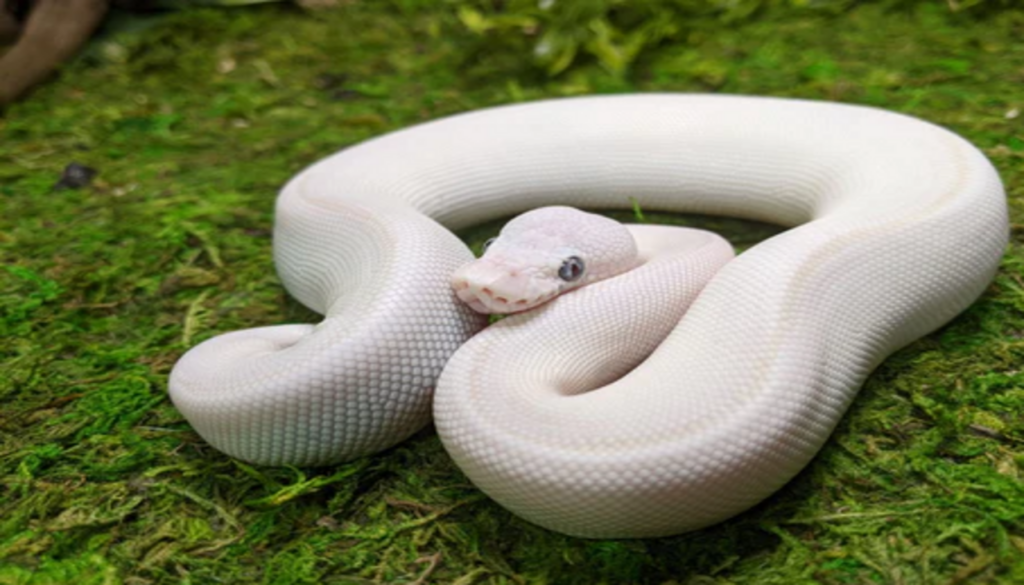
[558,256,585,282]
[482,237,497,253]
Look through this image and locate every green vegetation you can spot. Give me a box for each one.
[455,0,1014,76]
[2,1,1023,583]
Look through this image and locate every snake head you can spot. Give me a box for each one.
[451,206,638,314]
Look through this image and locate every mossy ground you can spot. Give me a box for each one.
[2,2,1023,583]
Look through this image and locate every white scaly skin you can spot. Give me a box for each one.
[168,95,1007,538]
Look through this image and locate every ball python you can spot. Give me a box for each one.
[169,94,1007,538]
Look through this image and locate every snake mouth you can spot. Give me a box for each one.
[452,275,557,315]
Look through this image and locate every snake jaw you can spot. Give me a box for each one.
[451,257,561,314]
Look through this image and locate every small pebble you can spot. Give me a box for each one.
[54,162,97,190]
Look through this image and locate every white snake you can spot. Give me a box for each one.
[169,95,1007,538]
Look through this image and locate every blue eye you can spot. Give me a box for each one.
[558,256,585,281]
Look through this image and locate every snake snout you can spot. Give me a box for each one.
[451,261,555,315]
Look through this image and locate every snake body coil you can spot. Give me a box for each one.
[169,95,1007,538]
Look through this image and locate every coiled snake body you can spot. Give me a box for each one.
[169,95,1007,538]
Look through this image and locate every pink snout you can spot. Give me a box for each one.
[451,261,557,314]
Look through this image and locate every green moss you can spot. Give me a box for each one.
[2,2,1023,583]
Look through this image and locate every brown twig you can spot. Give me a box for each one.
[410,552,442,585]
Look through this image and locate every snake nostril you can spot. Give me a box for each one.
[482,287,493,297]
